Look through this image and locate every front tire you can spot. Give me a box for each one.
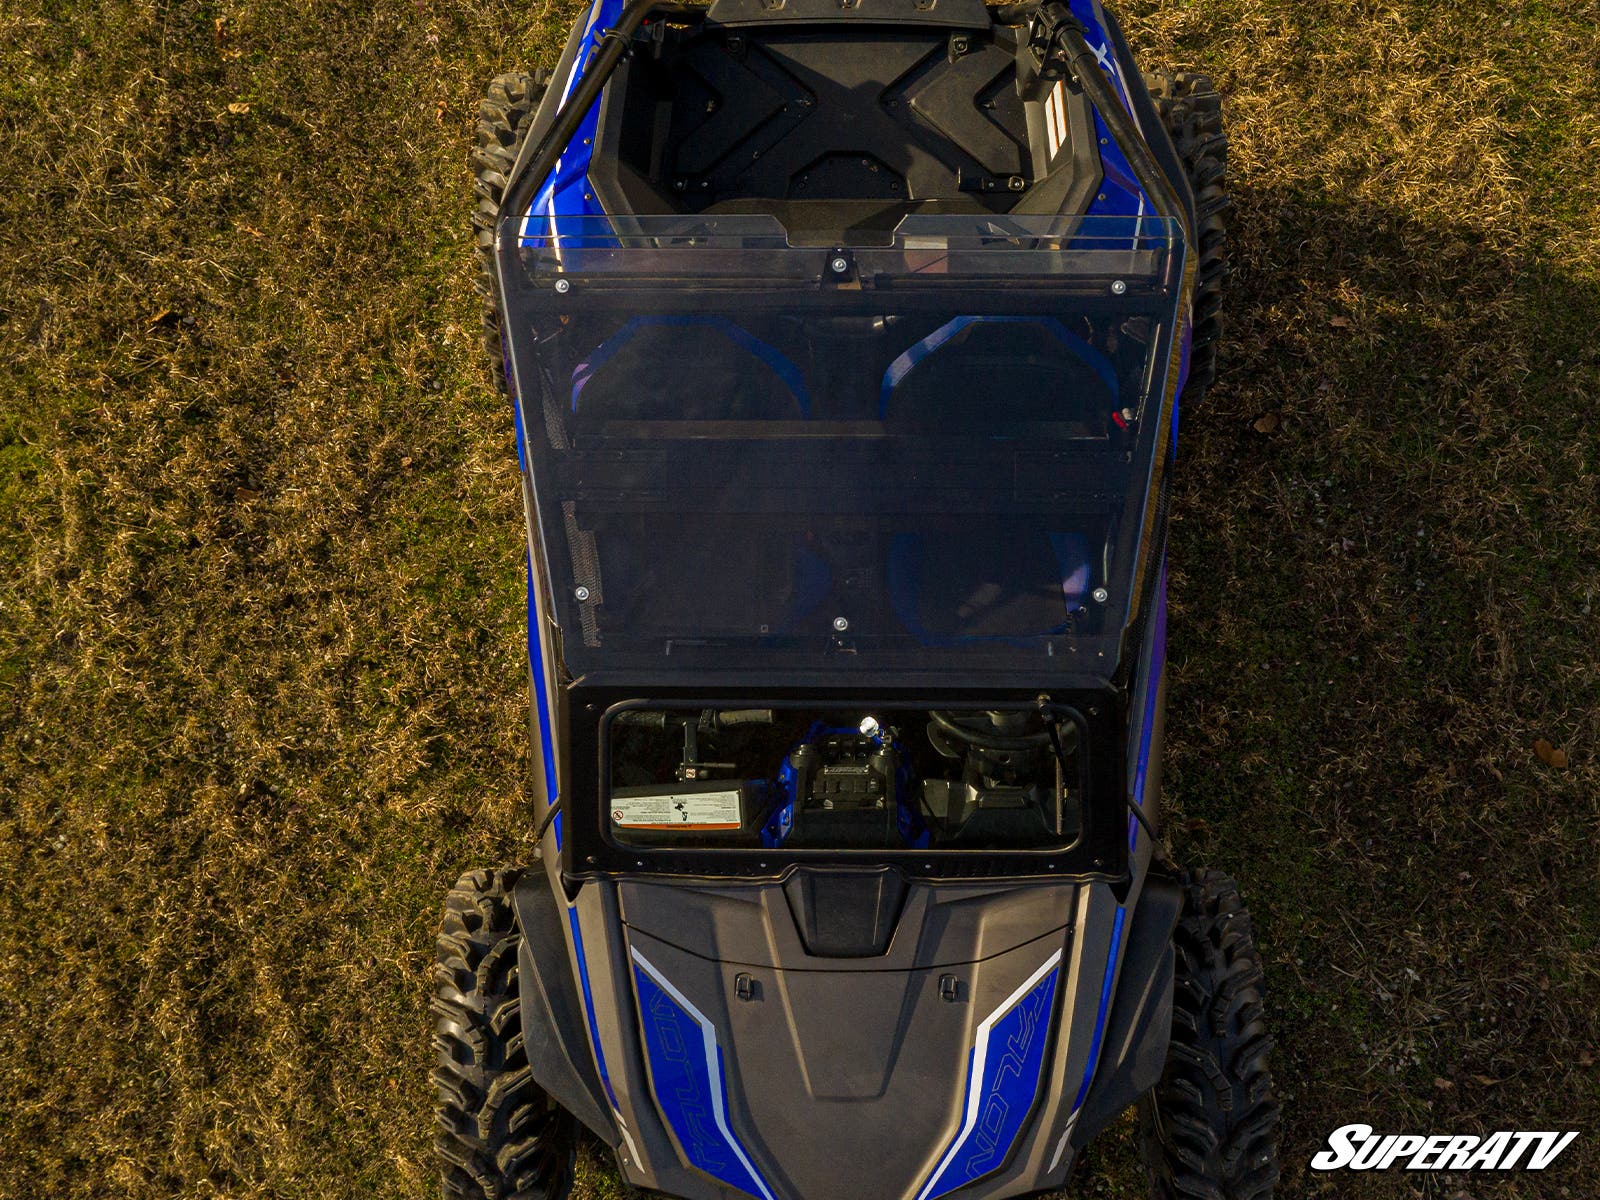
[433,869,576,1200]
[471,70,551,394]
[1144,71,1229,402]
[1138,869,1280,1200]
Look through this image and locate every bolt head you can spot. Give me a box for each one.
[554,278,571,294]
[1092,587,1110,604]
[830,256,849,274]
[574,586,590,601]
[832,616,849,632]
[1110,279,1127,295]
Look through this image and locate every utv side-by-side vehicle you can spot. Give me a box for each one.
[433,1,1279,1197]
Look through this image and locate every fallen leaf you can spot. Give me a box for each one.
[1579,1050,1594,1067]
[146,308,171,326]
[227,101,251,114]
[1253,412,1281,434]
[1433,1076,1455,1091]
[1535,739,1567,767]
[234,487,260,501]
[238,223,265,238]
[400,456,413,468]
[1471,1074,1500,1087]
[1329,315,1352,329]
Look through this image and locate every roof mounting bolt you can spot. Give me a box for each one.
[574,586,590,601]
[1092,587,1110,604]
[833,616,850,631]
[949,34,970,56]
[554,278,571,294]
[830,256,849,274]
[1110,279,1127,295]
[1007,175,1025,191]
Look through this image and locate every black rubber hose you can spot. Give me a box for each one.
[612,710,670,729]
[710,709,775,728]
[535,795,563,843]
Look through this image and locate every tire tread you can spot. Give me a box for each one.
[471,71,552,395]
[1144,71,1230,399]
[1139,869,1280,1200]
[433,868,575,1200]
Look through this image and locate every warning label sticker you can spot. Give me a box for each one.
[611,790,743,830]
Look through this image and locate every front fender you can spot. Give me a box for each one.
[511,868,621,1146]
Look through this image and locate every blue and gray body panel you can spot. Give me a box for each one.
[508,862,1177,1200]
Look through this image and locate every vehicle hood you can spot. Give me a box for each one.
[617,871,1076,1200]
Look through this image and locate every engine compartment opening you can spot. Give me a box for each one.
[606,703,1084,852]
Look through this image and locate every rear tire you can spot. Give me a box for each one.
[433,869,576,1200]
[472,70,551,394]
[1138,869,1280,1200]
[1144,71,1229,401]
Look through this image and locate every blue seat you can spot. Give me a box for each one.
[879,316,1118,431]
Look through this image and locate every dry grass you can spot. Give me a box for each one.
[1,1,1597,1197]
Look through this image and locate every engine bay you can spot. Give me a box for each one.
[607,703,1082,852]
